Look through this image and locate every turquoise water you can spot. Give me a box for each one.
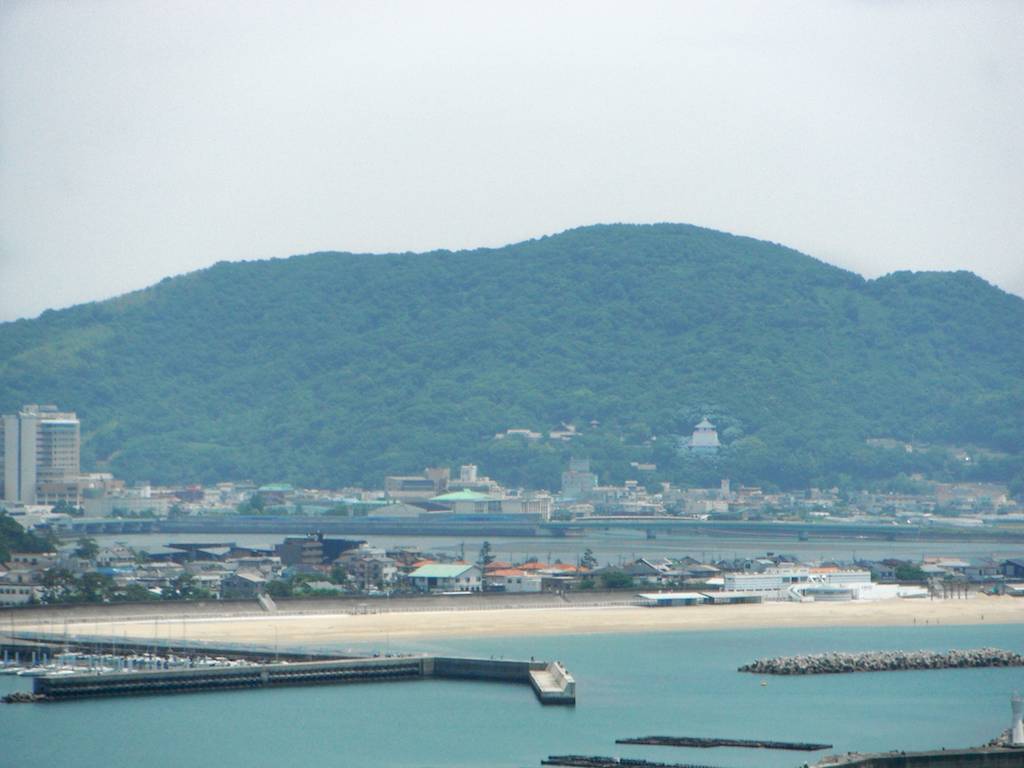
[3,624,1024,768]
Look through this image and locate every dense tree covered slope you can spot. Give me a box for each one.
[1,224,1021,490]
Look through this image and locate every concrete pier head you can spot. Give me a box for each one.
[429,656,575,705]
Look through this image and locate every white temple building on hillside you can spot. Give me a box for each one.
[688,417,720,454]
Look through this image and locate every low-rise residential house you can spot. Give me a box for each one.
[623,558,682,585]
[865,561,897,582]
[342,554,398,588]
[923,557,971,575]
[6,551,58,570]
[407,563,482,592]
[191,572,223,598]
[385,548,427,569]
[680,563,721,581]
[485,568,542,593]
[0,578,43,606]
[133,562,185,591]
[1002,559,1024,579]
[964,560,1003,582]
[221,571,268,599]
[95,543,137,568]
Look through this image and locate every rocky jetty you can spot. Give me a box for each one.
[543,757,721,768]
[617,735,831,751]
[2,691,50,704]
[739,648,1024,676]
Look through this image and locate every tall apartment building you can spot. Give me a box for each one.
[1,404,81,505]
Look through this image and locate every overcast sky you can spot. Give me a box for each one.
[1,1,1022,322]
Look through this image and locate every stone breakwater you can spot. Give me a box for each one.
[739,648,1024,675]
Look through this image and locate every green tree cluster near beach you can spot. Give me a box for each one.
[0,510,55,563]
[0,224,1021,491]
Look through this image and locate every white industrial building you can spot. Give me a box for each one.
[722,568,873,601]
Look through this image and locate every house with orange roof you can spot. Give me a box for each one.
[516,561,549,572]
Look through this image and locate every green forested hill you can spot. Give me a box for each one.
[1,223,1022,491]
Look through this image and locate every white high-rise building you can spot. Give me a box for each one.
[1012,691,1023,746]
[0,404,81,505]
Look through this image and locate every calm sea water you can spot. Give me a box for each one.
[3,624,1023,768]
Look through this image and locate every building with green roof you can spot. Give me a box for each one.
[430,489,502,514]
[408,563,482,592]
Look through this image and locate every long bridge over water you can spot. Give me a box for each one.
[44,513,1024,542]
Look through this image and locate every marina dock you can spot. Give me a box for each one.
[20,652,575,706]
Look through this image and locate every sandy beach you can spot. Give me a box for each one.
[16,595,1024,647]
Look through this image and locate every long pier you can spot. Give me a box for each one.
[24,654,575,706]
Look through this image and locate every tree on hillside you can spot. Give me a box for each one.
[598,570,633,589]
[40,568,76,603]
[163,573,211,601]
[75,572,115,603]
[0,510,55,562]
[117,583,159,602]
[895,564,927,582]
[580,548,598,570]
[52,499,84,517]
[75,537,100,561]
[3,224,1023,491]
[237,494,265,515]
[477,541,495,568]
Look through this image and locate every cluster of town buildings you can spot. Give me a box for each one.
[0,531,591,606]
[4,529,1024,608]
[2,405,1019,528]
[3,403,1024,608]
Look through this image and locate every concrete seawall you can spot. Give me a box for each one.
[31,653,576,706]
[816,747,1024,768]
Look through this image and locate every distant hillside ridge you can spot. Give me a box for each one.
[1,223,1021,491]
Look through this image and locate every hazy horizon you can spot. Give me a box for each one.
[2,1,1023,321]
